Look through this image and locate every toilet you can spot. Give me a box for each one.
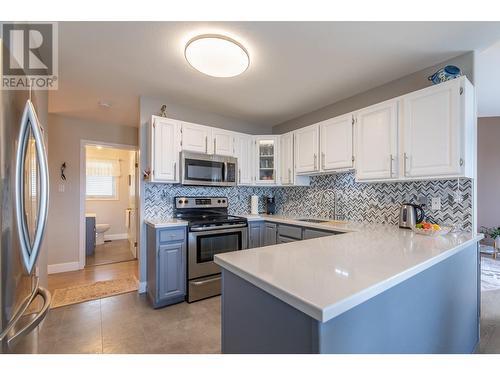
[95,223,111,245]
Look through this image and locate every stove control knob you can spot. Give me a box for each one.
[222,199,226,203]
[217,200,221,204]
[185,199,189,204]
[178,199,183,204]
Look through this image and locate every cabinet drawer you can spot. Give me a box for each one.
[278,235,298,244]
[303,228,338,240]
[159,228,186,243]
[277,224,303,240]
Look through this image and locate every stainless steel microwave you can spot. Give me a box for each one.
[180,151,237,186]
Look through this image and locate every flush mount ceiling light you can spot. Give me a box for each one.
[184,34,249,78]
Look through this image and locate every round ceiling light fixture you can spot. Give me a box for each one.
[184,34,249,78]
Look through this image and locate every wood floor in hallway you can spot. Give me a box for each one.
[48,259,139,295]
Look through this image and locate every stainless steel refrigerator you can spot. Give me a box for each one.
[0,61,52,352]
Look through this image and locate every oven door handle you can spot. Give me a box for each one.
[190,224,248,232]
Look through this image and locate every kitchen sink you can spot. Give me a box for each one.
[297,218,329,223]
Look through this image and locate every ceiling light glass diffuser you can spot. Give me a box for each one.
[185,35,249,78]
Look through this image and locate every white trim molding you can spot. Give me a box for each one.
[104,233,128,241]
[138,281,147,294]
[48,261,80,274]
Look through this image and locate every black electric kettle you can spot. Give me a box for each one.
[398,203,425,229]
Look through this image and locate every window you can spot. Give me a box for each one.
[86,158,120,200]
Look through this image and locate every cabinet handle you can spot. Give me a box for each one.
[214,138,217,153]
[205,136,208,153]
[403,152,409,176]
[288,168,291,183]
[173,162,176,179]
[239,168,241,183]
[460,158,464,167]
[321,152,325,170]
[313,154,317,170]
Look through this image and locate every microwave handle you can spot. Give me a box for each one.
[224,161,228,182]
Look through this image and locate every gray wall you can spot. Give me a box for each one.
[478,117,500,239]
[139,96,269,135]
[273,52,475,134]
[46,114,138,269]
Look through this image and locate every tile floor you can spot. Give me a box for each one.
[35,293,221,354]
[86,239,136,267]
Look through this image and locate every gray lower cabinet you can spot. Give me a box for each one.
[147,225,187,308]
[278,235,297,244]
[264,222,277,246]
[85,216,96,256]
[249,221,264,248]
[303,228,341,240]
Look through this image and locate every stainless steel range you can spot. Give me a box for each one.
[173,196,248,302]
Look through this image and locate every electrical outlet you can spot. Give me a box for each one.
[454,191,463,203]
[431,197,441,210]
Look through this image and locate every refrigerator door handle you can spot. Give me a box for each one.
[14,100,49,274]
[0,279,51,346]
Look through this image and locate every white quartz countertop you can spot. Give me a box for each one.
[144,218,188,228]
[215,218,483,323]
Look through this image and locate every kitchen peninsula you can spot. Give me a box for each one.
[215,217,483,354]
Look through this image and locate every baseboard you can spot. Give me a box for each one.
[138,281,147,294]
[48,261,80,274]
[104,233,128,241]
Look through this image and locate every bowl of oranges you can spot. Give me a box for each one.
[412,222,451,236]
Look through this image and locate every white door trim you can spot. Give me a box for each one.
[79,140,139,270]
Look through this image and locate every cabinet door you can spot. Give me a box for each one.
[248,222,263,248]
[152,117,180,182]
[235,135,254,185]
[263,223,277,246]
[320,114,353,171]
[355,100,398,180]
[295,125,319,174]
[157,242,185,301]
[280,132,294,184]
[255,137,279,184]
[182,122,212,154]
[403,80,462,177]
[212,128,234,156]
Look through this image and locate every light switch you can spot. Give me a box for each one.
[58,183,65,193]
[431,197,441,210]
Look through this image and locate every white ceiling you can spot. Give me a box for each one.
[49,22,500,128]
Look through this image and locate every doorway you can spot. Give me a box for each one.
[84,143,139,267]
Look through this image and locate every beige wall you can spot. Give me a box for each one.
[47,114,137,269]
[273,52,475,134]
[85,147,135,238]
[478,117,500,241]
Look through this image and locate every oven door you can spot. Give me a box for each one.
[188,226,248,279]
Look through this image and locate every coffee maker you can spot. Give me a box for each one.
[265,196,276,215]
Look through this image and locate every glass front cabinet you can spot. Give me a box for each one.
[254,136,280,184]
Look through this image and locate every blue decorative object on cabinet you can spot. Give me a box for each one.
[428,65,462,84]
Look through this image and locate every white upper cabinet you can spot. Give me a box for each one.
[234,134,254,185]
[212,128,235,156]
[402,77,466,178]
[181,122,213,154]
[280,132,294,184]
[255,136,280,184]
[355,100,398,181]
[150,116,181,183]
[295,124,319,174]
[319,114,354,171]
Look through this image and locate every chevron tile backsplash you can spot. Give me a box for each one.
[275,172,472,231]
[144,171,472,231]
